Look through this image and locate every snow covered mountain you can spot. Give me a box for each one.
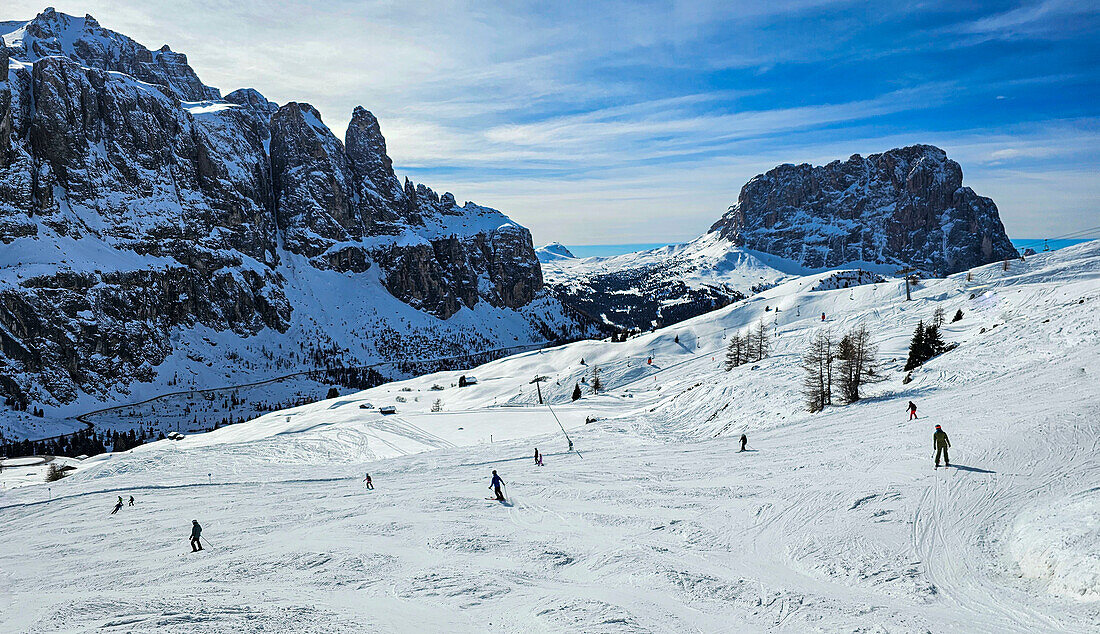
[544,145,1018,331]
[0,9,595,440]
[3,241,1096,631]
[536,242,576,262]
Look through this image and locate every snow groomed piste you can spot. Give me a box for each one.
[1,242,1098,632]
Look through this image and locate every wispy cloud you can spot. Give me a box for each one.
[2,0,1097,245]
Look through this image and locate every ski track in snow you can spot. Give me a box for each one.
[1,243,1099,632]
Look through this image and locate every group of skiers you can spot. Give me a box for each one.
[908,400,952,468]
[903,401,954,468]
[143,396,948,552]
[109,495,136,514]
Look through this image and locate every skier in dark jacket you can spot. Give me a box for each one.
[110,497,123,515]
[190,520,203,552]
[907,401,918,420]
[489,470,505,501]
[128,495,135,506]
[933,425,950,468]
[739,434,748,452]
[534,448,540,465]
[363,473,374,490]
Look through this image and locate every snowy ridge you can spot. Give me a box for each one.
[2,242,1096,631]
[536,242,577,262]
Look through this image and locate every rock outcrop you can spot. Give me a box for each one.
[544,146,1018,333]
[0,10,583,422]
[709,145,1018,274]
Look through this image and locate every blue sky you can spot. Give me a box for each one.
[6,1,1099,245]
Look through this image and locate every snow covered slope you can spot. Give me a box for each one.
[2,242,1097,632]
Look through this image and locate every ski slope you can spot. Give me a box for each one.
[1,242,1098,632]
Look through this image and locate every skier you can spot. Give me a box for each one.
[489,470,506,501]
[110,497,123,515]
[363,473,374,490]
[128,495,135,506]
[821,312,826,322]
[533,448,540,465]
[933,425,951,468]
[907,401,918,420]
[190,520,203,552]
[739,434,748,452]
[537,452,544,467]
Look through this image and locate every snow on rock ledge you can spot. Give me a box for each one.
[1009,489,1100,601]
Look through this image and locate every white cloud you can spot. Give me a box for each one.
[2,1,1096,247]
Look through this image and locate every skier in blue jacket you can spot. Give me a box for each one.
[489,470,505,501]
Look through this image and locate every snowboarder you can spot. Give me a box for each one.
[739,434,748,452]
[190,520,203,552]
[933,425,951,468]
[110,497,123,515]
[363,473,374,490]
[533,448,540,465]
[907,401,918,420]
[128,495,135,506]
[489,470,506,501]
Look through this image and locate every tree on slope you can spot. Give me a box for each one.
[924,324,946,358]
[725,333,746,370]
[801,330,833,412]
[572,383,582,401]
[904,321,927,371]
[749,319,770,362]
[835,324,882,403]
[905,320,948,371]
[590,366,603,394]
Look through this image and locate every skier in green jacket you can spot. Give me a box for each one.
[933,425,950,468]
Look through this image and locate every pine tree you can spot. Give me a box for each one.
[571,383,582,401]
[904,321,926,371]
[924,323,945,358]
[590,366,603,394]
[952,309,964,322]
[932,307,946,328]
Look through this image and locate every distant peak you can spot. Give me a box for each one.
[537,242,576,261]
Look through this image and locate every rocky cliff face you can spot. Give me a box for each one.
[709,145,1018,274]
[0,10,582,427]
[544,145,1017,333]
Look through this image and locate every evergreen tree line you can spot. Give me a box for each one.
[724,320,770,370]
[1,427,110,459]
[801,324,882,413]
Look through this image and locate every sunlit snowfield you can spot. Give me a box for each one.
[2,243,1098,632]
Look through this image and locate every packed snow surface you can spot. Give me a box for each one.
[1,242,1098,632]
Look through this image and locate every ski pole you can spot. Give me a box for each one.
[201,535,214,548]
